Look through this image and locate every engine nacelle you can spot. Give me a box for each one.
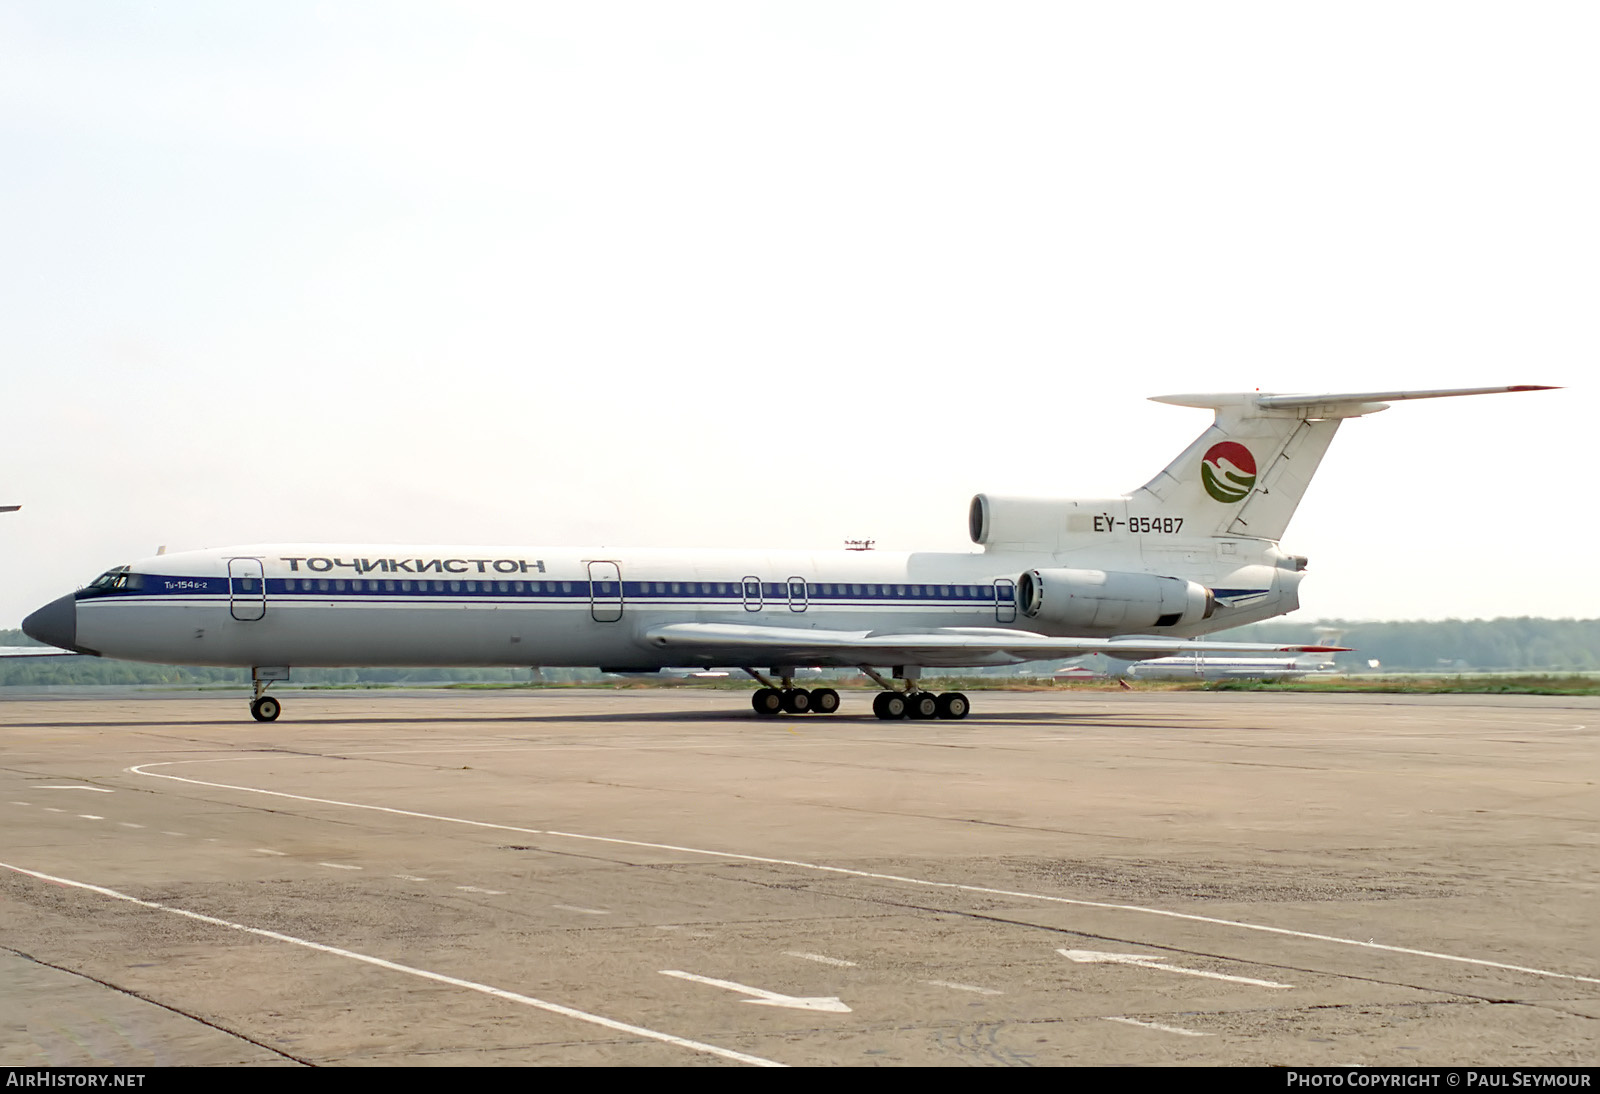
[1017,568,1215,632]
[969,494,1065,550]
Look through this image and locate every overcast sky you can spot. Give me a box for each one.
[2,2,1594,627]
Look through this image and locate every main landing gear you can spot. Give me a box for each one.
[862,666,969,721]
[249,666,289,722]
[869,689,969,720]
[743,669,840,717]
[740,667,971,720]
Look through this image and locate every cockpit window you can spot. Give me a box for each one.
[88,566,131,591]
[80,566,142,597]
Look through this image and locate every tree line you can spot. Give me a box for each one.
[1206,617,1600,673]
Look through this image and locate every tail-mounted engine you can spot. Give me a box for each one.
[1017,568,1216,632]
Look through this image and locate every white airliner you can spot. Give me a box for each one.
[1124,652,1339,681]
[19,386,1551,722]
[1124,625,1346,680]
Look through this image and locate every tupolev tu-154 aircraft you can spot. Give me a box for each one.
[21,385,1552,722]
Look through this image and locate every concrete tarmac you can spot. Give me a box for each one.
[1,687,1595,1067]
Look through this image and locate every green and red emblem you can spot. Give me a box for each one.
[1201,442,1256,503]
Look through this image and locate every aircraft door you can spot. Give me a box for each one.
[587,561,623,622]
[228,558,267,622]
[741,576,763,612]
[993,577,1017,624]
[787,576,808,613]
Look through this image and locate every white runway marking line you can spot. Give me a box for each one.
[1060,948,1293,989]
[661,970,851,1013]
[76,815,103,821]
[318,862,362,871]
[923,980,1002,996]
[552,904,609,915]
[785,952,856,968]
[40,785,114,793]
[1103,1016,1212,1038]
[457,886,506,895]
[254,849,287,856]
[0,860,786,1069]
[129,759,1600,987]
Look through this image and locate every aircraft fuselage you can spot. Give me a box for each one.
[48,542,1302,670]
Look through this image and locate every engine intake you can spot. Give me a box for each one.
[1017,568,1215,632]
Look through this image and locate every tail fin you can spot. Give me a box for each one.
[1134,386,1556,542]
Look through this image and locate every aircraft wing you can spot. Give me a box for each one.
[641,622,1346,669]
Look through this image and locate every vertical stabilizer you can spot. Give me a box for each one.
[1134,386,1555,542]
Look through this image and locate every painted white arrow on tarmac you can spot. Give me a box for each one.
[661,970,852,1012]
[1058,949,1293,989]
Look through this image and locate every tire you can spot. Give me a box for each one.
[875,692,908,720]
[907,692,939,720]
[251,696,281,723]
[936,692,970,720]
[810,688,840,714]
[781,688,811,714]
[751,688,783,716]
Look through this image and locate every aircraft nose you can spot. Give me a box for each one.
[22,593,81,653]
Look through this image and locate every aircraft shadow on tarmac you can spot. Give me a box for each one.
[4,709,1136,729]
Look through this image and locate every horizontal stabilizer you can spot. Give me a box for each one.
[1152,385,1557,418]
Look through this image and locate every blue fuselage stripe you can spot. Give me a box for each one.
[79,576,1017,605]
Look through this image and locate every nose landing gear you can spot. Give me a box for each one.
[248,666,290,722]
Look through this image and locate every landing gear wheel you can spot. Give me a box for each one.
[781,688,812,714]
[809,688,840,715]
[906,691,939,720]
[751,688,783,716]
[250,696,281,723]
[873,691,908,720]
[936,692,970,720]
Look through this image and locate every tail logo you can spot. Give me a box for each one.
[1201,442,1257,503]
